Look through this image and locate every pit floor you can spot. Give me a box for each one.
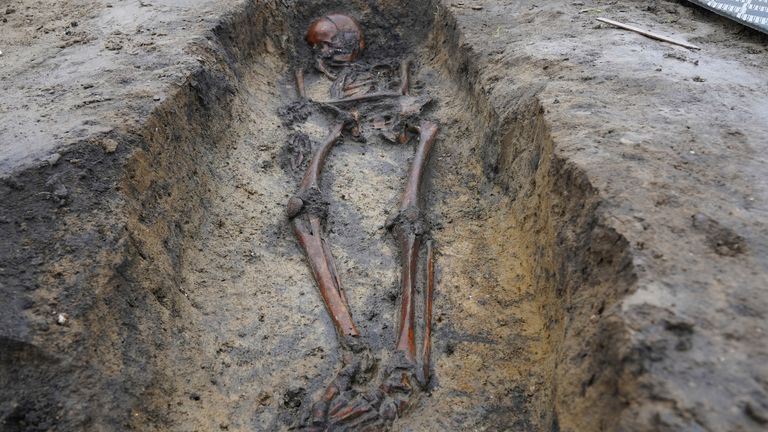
[157,48,550,431]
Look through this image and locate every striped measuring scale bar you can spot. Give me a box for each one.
[689,0,768,33]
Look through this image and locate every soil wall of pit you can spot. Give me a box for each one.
[1,1,637,431]
[427,7,637,430]
[1,2,287,430]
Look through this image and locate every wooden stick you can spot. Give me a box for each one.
[596,17,701,50]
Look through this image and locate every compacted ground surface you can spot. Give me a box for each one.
[1,1,767,431]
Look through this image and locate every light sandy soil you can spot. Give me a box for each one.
[1,0,767,431]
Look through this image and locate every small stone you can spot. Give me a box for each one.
[102,138,118,153]
[153,95,161,101]
[104,40,123,51]
[5,7,16,14]
[282,387,305,409]
[257,391,271,406]
[45,152,61,166]
[264,38,275,54]
[53,184,69,199]
[56,313,68,325]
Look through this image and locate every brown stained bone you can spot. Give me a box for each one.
[315,57,337,80]
[290,16,439,429]
[343,79,376,98]
[305,14,365,62]
[306,14,365,81]
[320,91,402,106]
[296,123,439,431]
[398,95,432,117]
[422,240,434,383]
[388,120,439,361]
[345,79,375,91]
[295,69,307,99]
[398,59,411,96]
[288,122,359,338]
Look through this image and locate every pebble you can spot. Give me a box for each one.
[102,138,119,153]
[53,184,69,199]
[104,40,123,51]
[56,313,68,325]
[45,152,61,166]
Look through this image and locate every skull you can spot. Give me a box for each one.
[305,14,365,65]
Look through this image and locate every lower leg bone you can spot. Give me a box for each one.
[389,121,439,361]
[422,240,434,383]
[289,123,359,338]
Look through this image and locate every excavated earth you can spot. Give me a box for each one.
[1,0,767,431]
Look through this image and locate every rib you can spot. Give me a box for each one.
[318,91,402,106]
[345,79,376,91]
[288,123,359,338]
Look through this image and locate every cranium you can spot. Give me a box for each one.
[305,14,365,65]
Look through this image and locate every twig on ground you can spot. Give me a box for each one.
[596,17,701,50]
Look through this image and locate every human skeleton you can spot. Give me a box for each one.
[284,14,437,430]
